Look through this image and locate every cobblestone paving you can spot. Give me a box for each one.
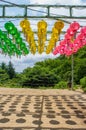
[0,88,86,130]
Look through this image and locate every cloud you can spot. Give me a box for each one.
[29,0,85,5]
[0,0,85,5]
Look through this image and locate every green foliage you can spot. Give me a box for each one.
[0,62,16,87]
[73,85,80,91]
[54,81,67,89]
[80,76,86,88]
[1,62,7,70]
[74,58,86,83]
[7,61,16,79]
[83,88,86,92]
[2,79,22,88]
[0,68,9,83]
[22,66,59,87]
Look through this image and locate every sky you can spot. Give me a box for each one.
[0,0,86,72]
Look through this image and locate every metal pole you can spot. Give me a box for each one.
[71,54,74,90]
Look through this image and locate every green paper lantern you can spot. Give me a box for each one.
[13,49,16,53]
[5,22,15,31]
[23,48,29,54]
[16,49,22,55]
[0,33,7,40]
[3,48,8,53]
[4,38,11,45]
[10,45,14,50]
[0,30,3,35]
[18,51,22,56]
[10,28,17,35]
[20,44,25,50]
[20,42,26,46]
[2,45,7,53]
[8,51,13,56]
[13,32,20,39]
[10,44,17,52]
[1,45,5,49]
[16,37,22,44]
[0,43,2,48]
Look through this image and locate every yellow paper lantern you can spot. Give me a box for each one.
[54,20,64,30]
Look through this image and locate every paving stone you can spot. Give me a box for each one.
[0,88,86,129]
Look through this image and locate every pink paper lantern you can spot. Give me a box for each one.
[70,22,80,31]
[53,49,58,55]
[81,39,86,46]
[73,46,79,53]
[80,26,86,35]
[64,33,72,40]
[67,28,74,36]
[60,40,66,45]
[68,42,74,48]
[65,50,73,56]
[77,33,85,40]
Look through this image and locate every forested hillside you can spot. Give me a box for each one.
[0,46,86,89]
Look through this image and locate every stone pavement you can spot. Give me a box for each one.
[0,88,86,130]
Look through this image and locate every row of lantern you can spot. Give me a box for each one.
[53,22,86,56]
[0,22,29,56]
[46,20,64,54]
[20,19,64,54]
[20,19,36,54]
[1,20,86,56]
[37,20,47,54]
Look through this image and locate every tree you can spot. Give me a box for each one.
[7,61,16,79]
[21,65,59,87]
[1,62,7,70]
[0,68,9,83]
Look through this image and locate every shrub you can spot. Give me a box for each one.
[54,81,67,89]
[80,76,86,88]
[83,87,86,92]
[73,85,80,91]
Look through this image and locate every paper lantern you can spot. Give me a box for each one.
[14,32,20,39]
[54,20,64,30]
[64,33,72,40]
[80,27,86,35]
[70,22,80,31]
[10,28,17,35]
[16,37,22,44]
[53,49,58,55]
[20,19,30,29]
[23,48,29,54]
[5,22,15,31]
[67,28,74,36]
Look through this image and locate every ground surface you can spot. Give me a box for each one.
[0,88,86,130]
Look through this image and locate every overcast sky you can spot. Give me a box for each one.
[0,0,86,72]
